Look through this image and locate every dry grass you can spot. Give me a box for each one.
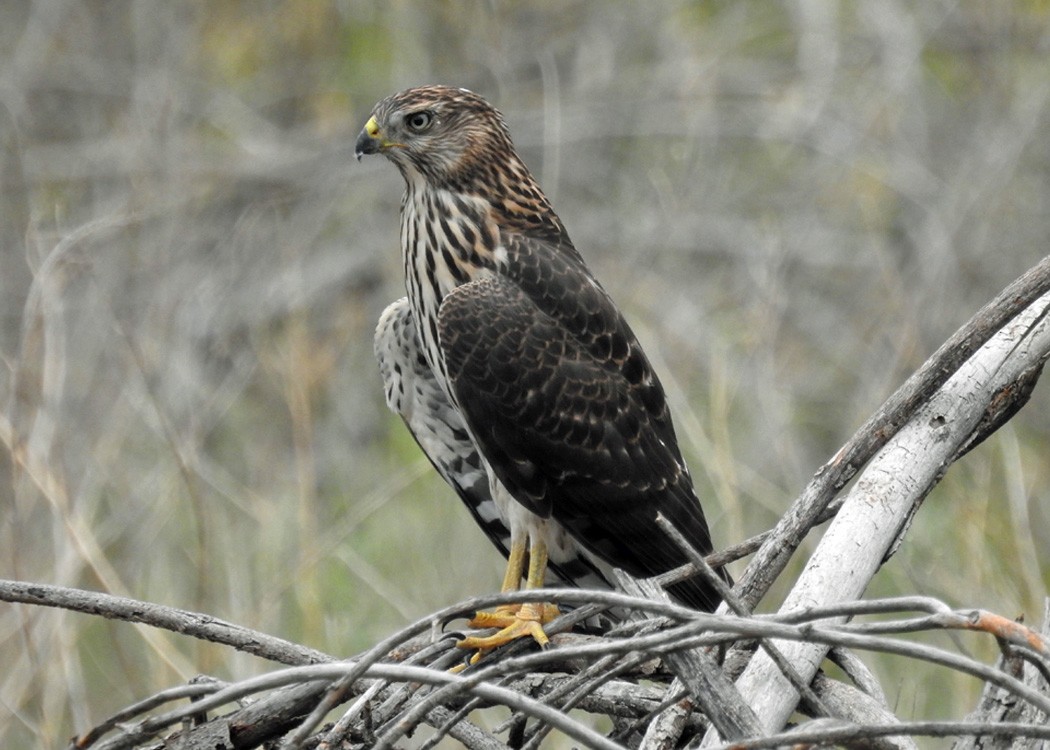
[2,1,1049,746]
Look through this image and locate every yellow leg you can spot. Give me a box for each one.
[500,538,527,593]
[525,537,547,589]
[457,539,560,654]
[469,537,528,622]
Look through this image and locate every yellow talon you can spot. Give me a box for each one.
[466,602,560,633]
[458,602,559,650]
[454,538,558,664]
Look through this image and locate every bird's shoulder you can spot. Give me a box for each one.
[437,221,673,416]
[497,231,664,404]
[435,229,684,502]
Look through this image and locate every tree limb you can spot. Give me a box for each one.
[0,579,332,666]
[734,255,1050,611]
[719,288,1050,740]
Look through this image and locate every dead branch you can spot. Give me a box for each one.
[12,586,1041,749]
[2,261,1047,749]
[733,254,1050,612]
[721,283,1050,741]
[0,579,331,666]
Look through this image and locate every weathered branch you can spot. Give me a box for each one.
[953,600,1050,750]
[734,254,1050,611]
[34,584,1047,749]
[706,720,1050,750]
[0,579,332,666]
[720,287,1050,741]
[4,261,1046,749]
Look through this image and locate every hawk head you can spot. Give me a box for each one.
[354,85,516,186]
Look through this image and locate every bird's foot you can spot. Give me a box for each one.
[453,602,560,667]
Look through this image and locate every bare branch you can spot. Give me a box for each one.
[735,255,1050,611]
[637,679,692,750]
[705,720,1050,750]
[10,577,1038,749]
[721,287,1050,739]
[0,579,331,666]
[806,673,917,750]
[615,572,762,740]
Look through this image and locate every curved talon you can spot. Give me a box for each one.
[456,602,559,654]
[440,607,484,631]
[449,654,474,674]
[450,539,560,669]
[467,602,560,630]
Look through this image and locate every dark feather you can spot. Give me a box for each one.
[439,271,727,611]
[363,85,730,611]
[375,298,613,593]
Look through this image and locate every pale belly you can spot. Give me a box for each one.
[488,473,580,567]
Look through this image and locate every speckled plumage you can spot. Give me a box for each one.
[361,85,726,610]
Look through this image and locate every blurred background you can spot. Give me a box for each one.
[1,1,1049,746]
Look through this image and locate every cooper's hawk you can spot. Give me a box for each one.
[358,85,727,652]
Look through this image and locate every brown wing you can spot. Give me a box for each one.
[437,246,726,611]
[374,297,613,593]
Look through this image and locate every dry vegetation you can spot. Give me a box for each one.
[2,1,1050,747]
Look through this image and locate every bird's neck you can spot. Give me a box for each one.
[401,183,500,304]
[459,156,567,246]
[398,182,500,387]
[396,160,575,397]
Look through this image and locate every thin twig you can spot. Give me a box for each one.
[654,512,830,719]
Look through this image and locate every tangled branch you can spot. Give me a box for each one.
[4,248,1050,750]
[7,581,1041,749]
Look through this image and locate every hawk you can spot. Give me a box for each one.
[358,85,727,652]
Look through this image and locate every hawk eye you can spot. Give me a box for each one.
[405,111,434,132]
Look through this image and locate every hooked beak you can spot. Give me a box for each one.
[355,116,396,161]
